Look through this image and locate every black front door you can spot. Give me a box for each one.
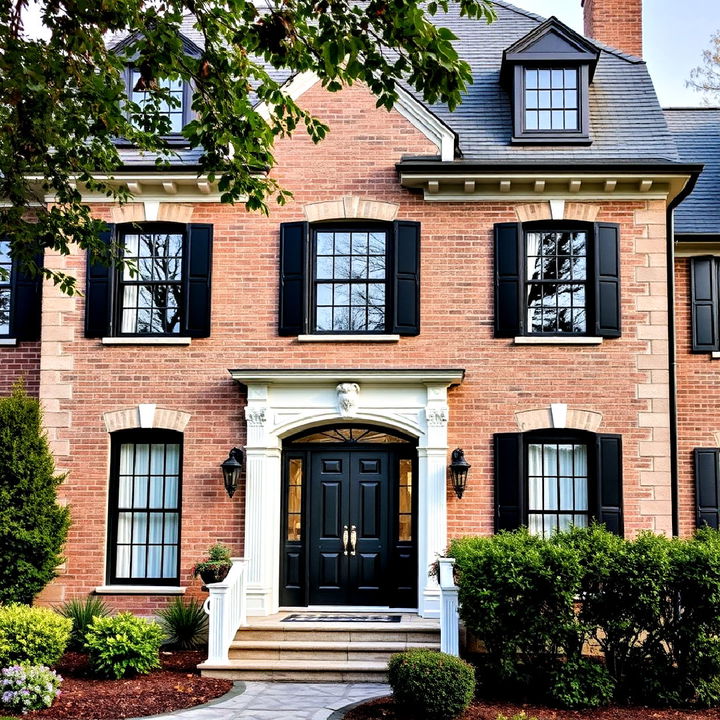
[309,451,391,605]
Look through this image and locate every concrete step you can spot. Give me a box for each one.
[233,624,440,644]
[228,639,440,661]
[200,658,390,682]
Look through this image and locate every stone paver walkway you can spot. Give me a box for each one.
[142,682,390,720]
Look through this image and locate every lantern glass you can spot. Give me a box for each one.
[221,448,243,498]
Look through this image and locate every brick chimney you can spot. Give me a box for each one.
[581,0,642,57]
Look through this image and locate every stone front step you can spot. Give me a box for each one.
[199,612,440,681]
[200,658,390,682]
[229,639,440,662]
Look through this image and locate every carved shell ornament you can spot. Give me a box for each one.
[336,382,360,417]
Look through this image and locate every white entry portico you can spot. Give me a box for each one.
[227,369,464,618]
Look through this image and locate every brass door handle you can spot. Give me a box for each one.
[342,525,349,556]
[350,525,357,556]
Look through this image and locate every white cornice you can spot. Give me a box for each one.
[394,86,456,161]
[229,369,465,385]
[399,170,694,205]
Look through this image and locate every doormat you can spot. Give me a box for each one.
[282,613,402,623]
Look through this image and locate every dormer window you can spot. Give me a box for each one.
[502,17,599,145]
[130,73,189,135]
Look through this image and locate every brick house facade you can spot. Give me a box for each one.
[0,0,715,617]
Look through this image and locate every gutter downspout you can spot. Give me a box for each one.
[666,171,701,537]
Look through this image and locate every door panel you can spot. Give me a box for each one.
[297,447,416,607]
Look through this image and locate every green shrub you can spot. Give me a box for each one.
[0,383,71,604]
[388,649,475,720]
[448,530,586,693]
[0,664,62,713]
[547,658,615,709]
[0,604,71,667]
[84,612,164,679]
[157,597,208,650]
[56,597,111,651]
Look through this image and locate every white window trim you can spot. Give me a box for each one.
[102,337,191,345]
[0,338,18,346]
[514,336,603,345]
[95,585,186,595]
[297,334,400,343]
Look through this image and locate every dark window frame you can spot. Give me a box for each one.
[279,219,421,338]
[117,66,193,147]
[106,429,183,586]
[0,239,12,338]
[114,222,186,337]
[524,429,596,536]
[310,222,392,335]
[523,221,595,336]
[512,63,591,144]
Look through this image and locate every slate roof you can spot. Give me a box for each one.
[413,0,678,163]
[108,1,681,167]
[664,108,720,235]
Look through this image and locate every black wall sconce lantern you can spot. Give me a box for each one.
[221,447,244,498]
[449,448,471,499]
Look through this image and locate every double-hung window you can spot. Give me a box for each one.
[0,239,42,342]
[107,430,182,585]
[495,430,623,536]
[495,221,621,339]
[85,223,213,339]
[279,221,421,337]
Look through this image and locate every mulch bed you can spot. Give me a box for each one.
[2,651,233,720]
[344,696,720,720]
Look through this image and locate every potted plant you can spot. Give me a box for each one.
[192,543,233,584]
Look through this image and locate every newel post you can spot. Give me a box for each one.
[439,557,459,656]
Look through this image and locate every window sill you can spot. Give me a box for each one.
[0,338,17,346]
[711,352,720,360]
[297,334,401,343]
[101,337,192,346]
[513,336,603,345]
[94,585,186,595]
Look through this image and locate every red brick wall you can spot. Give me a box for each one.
[37,82,672,612]
[582,0,643,58]
[674,257,716,537]
[0,342,40,397]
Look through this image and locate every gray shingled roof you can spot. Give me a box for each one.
[664,108,720,235]
[108,1,680,167]
[412,0,678,163]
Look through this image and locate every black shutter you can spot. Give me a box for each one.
[695,448,720,529]
[494,433,523,532]
[182,224,213,338]
[594,223,621,338]
[596,434,623,535]
[85,225,115,338]
[10,252,43,341]
[279,222,308,336]
[691,257,719,352]
[392,221,421,336]
[494,223,522,337]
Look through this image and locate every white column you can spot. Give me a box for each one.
[417,384,450,618]
[439,558,459,656]
[243,385,281,615]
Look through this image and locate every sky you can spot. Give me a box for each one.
[515,0,720,107]
[20,0,720,107]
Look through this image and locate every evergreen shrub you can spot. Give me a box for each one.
[56,597,111,651]
[0,383,70,604]
[448,525,720,709]
[84,612,164,679]
[0,604,71,667]
[388,649,475,720]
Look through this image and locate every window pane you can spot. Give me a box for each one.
[538,91,551,109]
[526,91,538,109]
[163,546,177,578]
[164,513,178,543]
[116,546,130,578]
[118,476,132,507]
[528,514,542,535]
[551,69,565,88]
[565,111,578,130]
[146,546,162,578]
[117,512,132,543]
[538,111,552,129]
[133,475,148,508]
[525,111,538,130]
[564,68,577,88]
[148,513,163,543]
[164,476,179,508]
[525,69,538,89]
[538,69,551,87]
[313,228,387,333]
[131,545,147,578]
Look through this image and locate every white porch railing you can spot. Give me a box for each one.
[439,557,459,656]
[203,557,249,664]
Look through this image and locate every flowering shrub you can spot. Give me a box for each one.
[0,664,62,713]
